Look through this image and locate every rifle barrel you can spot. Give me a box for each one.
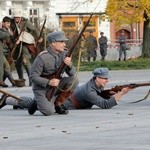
[111,82,150,92]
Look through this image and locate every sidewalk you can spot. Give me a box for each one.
[0,69,150,150]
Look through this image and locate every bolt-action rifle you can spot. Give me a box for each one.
[100,82,150,99]
[0,89,22,101]
[27,16,47,56]
[45,14,93,101]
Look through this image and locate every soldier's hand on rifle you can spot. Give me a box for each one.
[48,78,60,87]
[114,87,132,102]
[38,37,43,43]
[16,39,20,44]
[64,57,72,67]
[120,87,132,95]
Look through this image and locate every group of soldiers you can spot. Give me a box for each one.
[0,18,132,117]
[0,11,132,117]
[0,10,42,88]
[66,30,108,62]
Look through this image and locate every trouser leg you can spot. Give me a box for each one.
[123,50,127,60]
[22,45,32,85]
[15,57,24,79]
[93,57,96,61]
[23,58,32,86]
[6,96,33,109]
[119,47,123,60]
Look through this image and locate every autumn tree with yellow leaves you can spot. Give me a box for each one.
[106,0,150,57]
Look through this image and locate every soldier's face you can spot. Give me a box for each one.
[51,41,66,52]
[14,17,22,23]
[95,77,108,88]
[2,22,11,29]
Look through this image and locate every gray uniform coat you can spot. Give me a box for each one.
[0,29,9,81]
[64,78,117,109]
[85,35,97,57]
[118,35,127,60]
[30,47,78,115]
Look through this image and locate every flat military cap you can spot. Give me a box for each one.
[93,68,110,78]
[47,31,68,43]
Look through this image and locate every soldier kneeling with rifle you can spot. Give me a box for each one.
[28,31,79,116]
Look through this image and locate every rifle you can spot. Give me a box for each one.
[46,14,93,101]
[27,16,47,56]
[36,16,46,48]
[10,20,27,61]
[0,89,22,101]
[100,82,150,99]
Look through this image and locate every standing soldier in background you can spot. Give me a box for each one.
[2,16,16,87]
[118,30,127,61]
[28,31,79,116]
[98,32,108,61]
[10,10,43,86]
[85,31,98,62]
[0,20,12,87]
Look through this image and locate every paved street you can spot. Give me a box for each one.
[0,69,150,150]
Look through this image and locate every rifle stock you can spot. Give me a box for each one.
[0,89,22,101]
[101,82,150,99]
[46,14,93,101]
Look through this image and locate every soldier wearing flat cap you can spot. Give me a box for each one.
[62,67,131,110]
[28,30,79,116]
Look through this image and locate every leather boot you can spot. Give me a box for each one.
[13,105,24,109]
[54,90,71,114]
[28,100,37,115]
[55,105,68,115]
[0,94,8,109]
[0,81,8,87]
[10,80,16,86]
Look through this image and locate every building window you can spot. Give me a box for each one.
[63,22,75,27]
[83,21,96,27]
[9,9,11,15]
[29,8,39,28]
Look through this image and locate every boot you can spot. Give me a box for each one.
[0,81,8,87]
[28,100,37,115]
[54,90,71,114]
[10,80,16,87]
[55,105,68,115]
[13,105,24,109]
[0,94,8,109]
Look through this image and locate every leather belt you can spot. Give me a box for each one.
[71,93,81,109]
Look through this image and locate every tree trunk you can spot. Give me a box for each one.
[142,12,150,57]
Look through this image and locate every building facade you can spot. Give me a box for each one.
[0,0,143,44]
